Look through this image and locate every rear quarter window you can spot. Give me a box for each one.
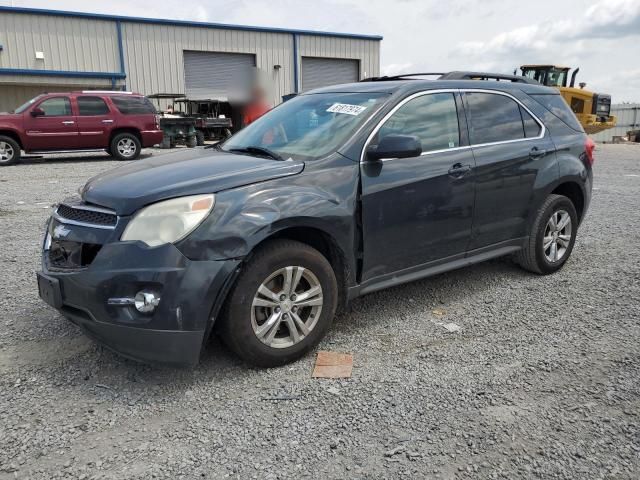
[111,96,157,115]
[529,94,584,132]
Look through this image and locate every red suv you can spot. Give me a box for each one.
[0,91,163,166]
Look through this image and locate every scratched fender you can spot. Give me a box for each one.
[176,153,361,280]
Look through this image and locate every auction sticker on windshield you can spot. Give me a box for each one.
[327,103,367,116]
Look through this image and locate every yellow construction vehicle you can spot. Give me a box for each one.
[519,65,616,134]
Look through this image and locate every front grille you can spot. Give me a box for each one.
[56,204,117,227]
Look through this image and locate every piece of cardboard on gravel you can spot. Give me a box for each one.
[312,351,353,378]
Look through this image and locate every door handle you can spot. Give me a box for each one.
[61,121,75,125]
[529,146,547,158]
[101,119,114,124]
[448,163,472,177]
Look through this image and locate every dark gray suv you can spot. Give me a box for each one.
[37,73,594,367]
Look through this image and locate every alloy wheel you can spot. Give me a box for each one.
[543,209,572,263]
[117,138,136,158]
[0,141,14,163]
[251,266,324,348]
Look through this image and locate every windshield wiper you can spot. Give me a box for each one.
[228,146,283,161]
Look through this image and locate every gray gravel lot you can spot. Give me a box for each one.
[0,144,639,479]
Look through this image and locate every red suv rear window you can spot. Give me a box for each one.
[111,96,156,115]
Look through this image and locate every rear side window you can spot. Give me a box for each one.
[529,93,584,132]
[465,92,524,144]
[38,97,72,116]
[520,106,542,138]
[77,96,110,116]
[111,96,156,115]
[376,93,460,154]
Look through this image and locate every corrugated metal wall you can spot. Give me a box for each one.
[298,35,380,80]
[120,22,296,106]
[0,12,120,72]
[591,104,640,142]
[0,9,381,110]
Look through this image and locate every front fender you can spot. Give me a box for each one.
[0,125,25,148]
[177,158,359,266]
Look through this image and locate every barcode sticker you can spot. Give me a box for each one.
[326,103,367,116]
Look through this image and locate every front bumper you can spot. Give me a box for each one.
[39,235,240,366]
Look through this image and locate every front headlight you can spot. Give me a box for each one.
[121,194,215,247]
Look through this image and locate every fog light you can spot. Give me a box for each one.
[134,291,161,313]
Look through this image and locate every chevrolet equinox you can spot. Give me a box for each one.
[37,74,594,367]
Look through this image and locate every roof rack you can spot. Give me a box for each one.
[361,71,539,85]
[439,71,538,84]
[361,73,445,82]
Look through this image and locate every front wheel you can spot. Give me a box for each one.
[110,133,141,160]
[219,240,338,367]
[0,136,21,166]
[516,194,578,274]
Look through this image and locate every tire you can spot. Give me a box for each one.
[186,135,197,148]
[0,136,21,166]
[219,239,338,367]
[110,132,141,160]
[195,130,205,146]
[515,194,578,274]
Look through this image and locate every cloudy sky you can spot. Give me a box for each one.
[3,0,640,102]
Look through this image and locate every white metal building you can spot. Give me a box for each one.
[591,104,640,142]
[0,6,381,112]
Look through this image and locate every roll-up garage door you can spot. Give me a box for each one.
[183,51,256,100]
[301,57,360,92]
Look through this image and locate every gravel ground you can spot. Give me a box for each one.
[0,144,639,479]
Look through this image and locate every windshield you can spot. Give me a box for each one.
[222,92,388,161]
[14,94,44,114]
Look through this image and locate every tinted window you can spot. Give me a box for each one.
[111,96,156,115]
[520,106,542,138]
[376,93,460,153]
[465,92,524,144]
[78,96,110,116]
[38,97,71,116]
[14,95,44,114]
[529,93,584,132]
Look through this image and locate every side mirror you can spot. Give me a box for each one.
[31,107,45,117]
[366,134,422,161]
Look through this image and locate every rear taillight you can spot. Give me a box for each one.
[585,137,595,166]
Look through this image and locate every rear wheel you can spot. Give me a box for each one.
[219,240,338,367]
[110,133,141,160]
[516,194,578,274]
[0,136,20,166]
[195,130,205,146]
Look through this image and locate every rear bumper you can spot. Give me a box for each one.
[39,240,240,365]
[141,129,164,147]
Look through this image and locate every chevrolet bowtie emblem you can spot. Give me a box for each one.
[53,224,71,238]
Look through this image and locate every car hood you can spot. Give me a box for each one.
[81,148,305,215]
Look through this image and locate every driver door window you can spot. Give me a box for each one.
[37,97,72,116]
[376,93,460,154]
